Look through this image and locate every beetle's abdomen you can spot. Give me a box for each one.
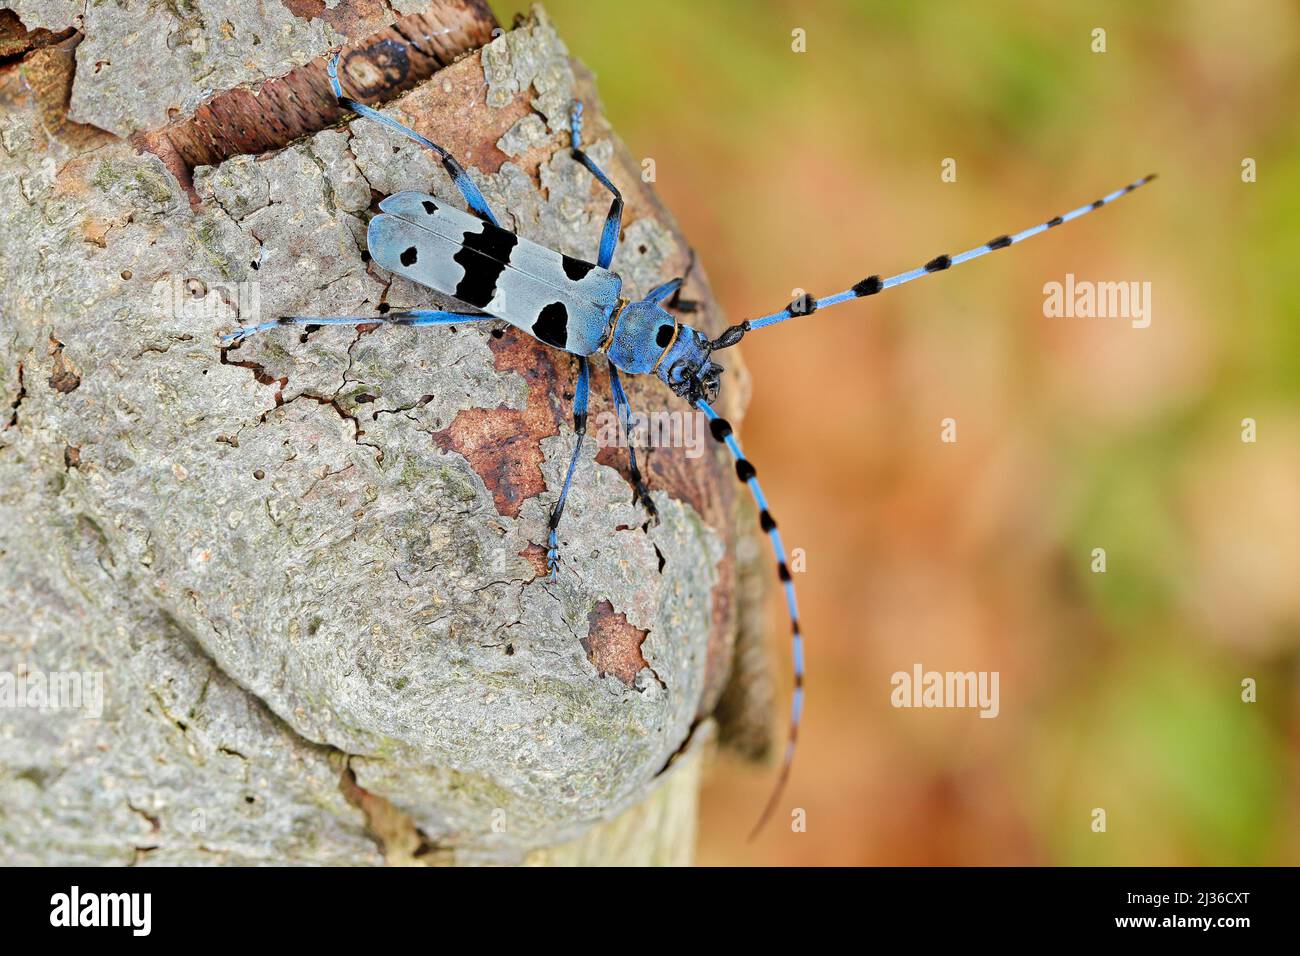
[368,192,621,356]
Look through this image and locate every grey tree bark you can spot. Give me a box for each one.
[0,2,770,864]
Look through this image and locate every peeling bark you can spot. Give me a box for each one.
[0,1,767,865]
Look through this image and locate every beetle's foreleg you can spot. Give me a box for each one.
[569,101,623,269]
[666,247,701,314]
[547,356,591,582]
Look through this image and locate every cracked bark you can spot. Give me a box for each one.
[0,1,771,865]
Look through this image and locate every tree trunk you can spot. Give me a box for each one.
[0,1,767,865]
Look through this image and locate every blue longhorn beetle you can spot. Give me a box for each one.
[223,52,1155,838]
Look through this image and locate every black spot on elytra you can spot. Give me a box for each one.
[655,324,674,348]
[453,223,518,308]
[422,199,438,215]
[400,246,418,266]
[533,301,569,348]
[561,255,595,281]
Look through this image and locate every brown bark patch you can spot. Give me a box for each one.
[517,542,549,580]
[430,332,570,519]
[338,763,449,865]
[0,10,76,62]
[80,217,110,247]
[280,0,385,34]
[48,337,81,394]
[583,600,651,686]
[10,33,113,151]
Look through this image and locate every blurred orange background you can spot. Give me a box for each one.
[495,0,1300,864]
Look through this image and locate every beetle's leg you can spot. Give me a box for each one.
[608,365,658,525]
[569,102,623,269]
[547,356,591,582]
[221,309,493,345]
[328,52,500,226]
[667,246,701,314]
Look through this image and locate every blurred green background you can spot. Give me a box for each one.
[496,0,1300,865]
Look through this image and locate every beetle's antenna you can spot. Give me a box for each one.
[711,173,1156,350]
[696,399,803,840]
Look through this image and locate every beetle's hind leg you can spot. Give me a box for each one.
[221,309,493,345]
[608,366,659,525]
[546,357,591,582]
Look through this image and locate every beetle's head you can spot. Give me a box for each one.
[656,322,723,405]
